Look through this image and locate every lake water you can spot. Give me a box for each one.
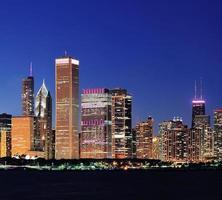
[0,170,221,200]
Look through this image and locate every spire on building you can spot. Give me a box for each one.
[200,78,203,100]
[29,62,33,77]
[193,78,205,101]
[35,79,50,118]
[194,80,197,100]
[36,79,49,98]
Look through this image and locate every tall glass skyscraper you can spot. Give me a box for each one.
[192,100,206,128]
[80,88,112,159]
[35,80,53,159]
[0,113,12,157]
[214,109,222,160]
[22,64,34,116]
[190,81,213,161]
[55,56,79,159]
[110,88,132,159]
[191,80,206,128]
[136,117,153,159]
[160,118,188,162]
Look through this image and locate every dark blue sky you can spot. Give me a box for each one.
[0,0,222,132]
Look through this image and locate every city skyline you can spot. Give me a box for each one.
[5,54,219,162]
[1,54,221,132]
[1,1,222,199]
[0,0,222,132]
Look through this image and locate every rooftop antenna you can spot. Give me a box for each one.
[29,62,33,77]
[200,78,203,100]
[194,80,197,100]
[65,50,68,57]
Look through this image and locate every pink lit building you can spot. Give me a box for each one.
[80,88,112,159]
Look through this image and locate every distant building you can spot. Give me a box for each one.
[52,129,55,159]
[188,125,214,163]
[160,118,188,162]
[214,109,222,160]
[203,127,214,160]
[191,80,206,128]
[191,115,213,161]
[0,113,12,157]
[136,117,153,159]
[22,64,34,116]
[35,80,53,159]
[132,128,137,159]
[189,81,213,162]
[55,56,79,159]
[192,100,206,128]
[187,128,201,162]
[11,116,34,156]
[152,136,160,160]
[80,88,112,159]
[110,88,132,159]
[0,130,8,157]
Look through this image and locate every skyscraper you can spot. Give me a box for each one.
[192,100,206,128]
[22,64,34,116]
[192,115,212,161]
[132,128,137,159]
[0,113,12,157]
[11,116,44,158]
[203,127,214,160]
[152,136,160,160]
[187,128,201,162]
[190,80,212,161]
[80,88,112,159]
[160,118,188,162]
[0,130,8,158]
[191,80,206,128]
[35,80,53,159]
[110,88,132,159]
[55,56,79,159]
[214,109,222,160]
[11,116,34,156]
[136,117,153,159]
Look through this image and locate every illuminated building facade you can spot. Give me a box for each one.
[192,115,212,161]
[152,136,160,160]
[188,130,214,162]
[187,128,201,162]
[214,109,222,160]
[192,80,206,128]
[22,65,34,116]
[35,80,53,159]
[80,88,112,159]
[55,56,79,159]
[203,127,214,160]
[160,118,188,162]
[52,129,55,158]
[0,113,12,157]
[136,117,153,159]
[11,116,34,156]
[0,130,8,157]
[111,88,132,159]
[132,128,137,158]
[189,81,213,162]
[192,100,206,128]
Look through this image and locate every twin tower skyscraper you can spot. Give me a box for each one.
[22,56,79,160]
